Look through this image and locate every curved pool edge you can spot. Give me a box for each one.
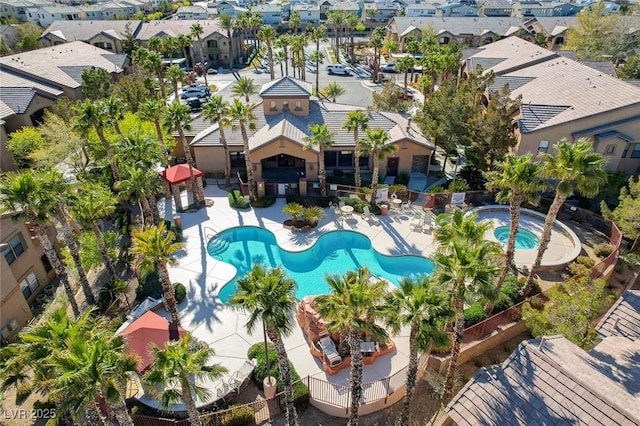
[466,205,582,269]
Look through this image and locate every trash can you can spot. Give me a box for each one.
[380,204,389,216]
[173,216,182,228]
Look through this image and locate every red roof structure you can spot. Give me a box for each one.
[159,164,203,185]
[118,311,185,373]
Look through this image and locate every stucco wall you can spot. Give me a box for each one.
[261,96,310,116]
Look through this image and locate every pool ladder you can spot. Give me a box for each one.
[204,226,219,241]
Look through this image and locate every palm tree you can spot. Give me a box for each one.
[326,10,346,62]
[178,33,195,71]
[258,25,277,80]
[131,221,184,326]
[232,76,259,103]
[524,139,607,294]
[484,154,545,301]
[358,128,397,203]
[75,99,120,182]
[309,25,328,94]
[320,82,346,102]
[220,14,235,70]
[276,35,290,77]
[276,49,287,77]
[163,102,205,207]
[384,276,453,426]
[228,265,299,426]
[43,168,95,306]
[190,22,208,85]
[433,211,502,402]
[166,65,185,103]
[139,98,169,165]
[71,183,119,282]
[345,13,361,64]
[137,49,168,105]
[303,123,335,197]
[396,55,415,97]
[370,27,385,83]
[0,170,80,316]
[309,50,326,96]
[117,165,161,227]
[227,98,258,201]
[103,96,126,135]
[202,96,232,186]
[144,333,227,426]
[289,10,301,34]
[161,36,179,66]
[315,267,388,426]
[342,111,369,190]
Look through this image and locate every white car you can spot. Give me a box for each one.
[326,64,351,75]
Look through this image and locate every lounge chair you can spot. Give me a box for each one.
[317,336,343,367]
[228,360,255,391]
[216,380,234,401]
[362,206,377,223]
[410,212,425,231]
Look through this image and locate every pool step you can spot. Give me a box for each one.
[207,238,230,256]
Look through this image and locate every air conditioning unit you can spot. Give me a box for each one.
[7,319,18,332]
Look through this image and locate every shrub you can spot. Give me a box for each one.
[457,165,486,190]
[303,206,325,224]
[518,276,541,296]
[571,212,585,223]
[567,261,590,277]
[394,172,410,186]
[576,255,596,268]
[428,185,445,194]
[279,381,311,413]
[340,197,370,214]
[286,195,337,208]
[136,269,162,301]
[251,196,276,208]
[492,292,513,314]
[501,276,523,304]
[448,180,470,193]
[464,303,488,328]
[593,243,613,258]
[389,184,408,197]
[173,283,186,304]
[218,405,255,426]
[228,190,250,209]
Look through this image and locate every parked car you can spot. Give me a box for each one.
[398,92,414,100]
[326,64,351,75]
[381,63,397,73]
[185,97,203,111]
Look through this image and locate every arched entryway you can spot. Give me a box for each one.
[261,154,306,182]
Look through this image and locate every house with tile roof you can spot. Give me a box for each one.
[463,36,640,174]
[444,335,640,425]
[40,20,141,53]
[25,5,84,27]
[189,76,435,197]
[596,290,640,340]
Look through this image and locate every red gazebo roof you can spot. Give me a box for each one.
[118,311,185,373]
[159,164,203,185]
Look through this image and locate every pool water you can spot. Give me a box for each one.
[493,226,540,250]
[208,227,434,304]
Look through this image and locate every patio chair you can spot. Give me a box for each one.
[317,335,343,367]
[410,212,425,232]
[216,380,234,401]
[402,199,412,213]
[334,206,343,222]
[362,206,377,224]
[228,360,255,392]
[339,200,346,208]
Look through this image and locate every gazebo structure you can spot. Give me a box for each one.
[159,164,204,212]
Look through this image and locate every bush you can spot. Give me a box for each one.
[394,172,410,186]
[448,180,469,193]
[340,197,370,214]
[428,185,445,194]
[136,269,163,302]
[228,190,250,209]
[173,283,186,304]
[576,255,596,268]
[593,243,613,258]
[519,276,541,297]
[571,212,585,223]
[286,195,337,208]
[492,292,513,314]
[218,405,255,426]
[501,276,523,304]
[251,196,276,208]
[567,261,590,277]
[464,303,488,328]
[279,381,311,413]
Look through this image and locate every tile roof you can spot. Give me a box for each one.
[446,336,640,425]
[0,99,13,120]
[464,36,558,75]
[390,16,525,38]
[489,75,535,96]
[0,41,125,89]
[0,87,36,115]
[596,290,640,340]
[0,69,64,97]
[518,104,570,133]
[259,76,312,97]
[191,100,433,151]
[137,19,226,41]
[579,60,617,77]
[41,20,141,43]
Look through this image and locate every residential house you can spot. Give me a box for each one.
[463,36,640,174]
[512,1,583,18]
[80,1,143,20]
[0,0,50,23]
[0,41,128,100]
[175,5,208,19]
[136,19,243,69]
[214,1,246,17]
[292,4,321,25]
[596,290,640,340]
[363,2,400,23]
[437,2,478,17]
[479,0,512,17]
[406,3,438,18]
[320,0,360,20]
[40,20,141,53]
[1,214,58,343]
[253,4,283,25]
[25,5,84,27]
[190,77,435,197]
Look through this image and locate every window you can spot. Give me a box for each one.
[229,152,245,168]
[41,254,52,273]
[359,155,370,168]
[270,100,277,111]
[324,150,337,167]
[19,271,39,299]
[605,145,615,154]
[338,151,353,167]
[631,144,640,159]
[538,140,549,153]
[282,101,289,112]
[2,234,25,265]
[295,101,302,111]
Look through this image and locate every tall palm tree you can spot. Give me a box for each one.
[71,182,119,282]
[326,10,346,62]
[144,333,226,426]
[370,27,385,83]
[289,10,301,34]
[43,168,95,306]
[345,13,361,64]
[0,170,80,316]
[342,111,369,190]
[315,267,388,426]
[228,265,299,426]
[358,128,397,203]
[137,49,168,105]
[163,102,205,207]
[178,33,195,71]
[433,211,502,402]
[117,165,161,227]
[166,65,185,103]
[524,139,607,294]
[309,50,326,96]
[190,22,208,85]
[384,276,453,426]
[276,35,290,77]
[103,96,126,135]
[202,96,232,186]
[139,98,169,165]
[320,81,346,102]
[309,25,328,94]
[396,55,415,97]
[303,123,335,197]
[289,34,308,81]
[131,221,184,326]
[232,76,259,102]
[220,14,235,70]
[75,99,121,182]
[484,154,545,299]
[161,35,179,66]
[227,98,257,201]
[258,25,277,80]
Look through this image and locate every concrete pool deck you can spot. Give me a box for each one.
[136,183,438,411]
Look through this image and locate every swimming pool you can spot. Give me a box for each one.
[493,226,540,250]
[208,227,434,304]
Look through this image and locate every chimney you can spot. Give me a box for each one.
[406,117,412,133]
[538,337,546,351]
